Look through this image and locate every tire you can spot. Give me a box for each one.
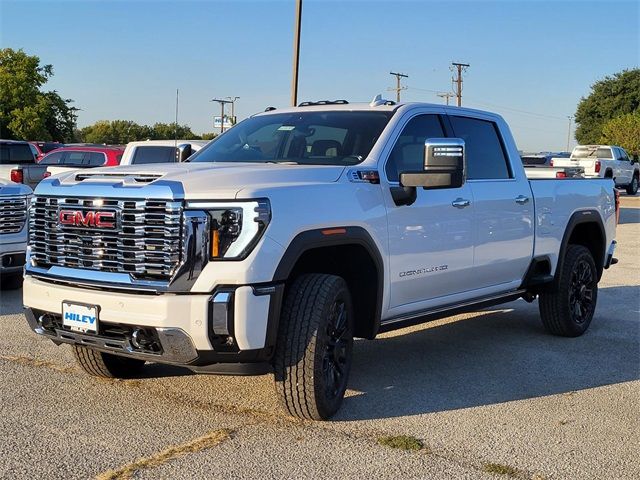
[0,272,23,290]
[626,174,639,195]
[274,274,354,420]
[73,345,145,378]
[539,245,598,337]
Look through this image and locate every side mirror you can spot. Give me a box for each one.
[400,138,465,189]
[176,143,193,162]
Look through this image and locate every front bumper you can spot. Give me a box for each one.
[23,276,282,374]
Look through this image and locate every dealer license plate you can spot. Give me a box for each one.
[62,301,99,333]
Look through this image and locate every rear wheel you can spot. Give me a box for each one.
[73,345,145,378]
[626,174,638,195]
[539,245,598,337]
[274,274,354,420]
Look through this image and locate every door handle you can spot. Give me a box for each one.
[452,198,471,208]
[515,195,529,205]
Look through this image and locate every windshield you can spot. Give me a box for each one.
[190,111,394,165]
[572,146,613,159]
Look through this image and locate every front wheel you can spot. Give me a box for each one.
[274,274,354,420]
[626,175,639,195]
[539,245,598,337]
[73,345,146,378]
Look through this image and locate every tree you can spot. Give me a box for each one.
[0,48,78,141]
[79,120,153,144]
[200,132,218,140]
[150,122,199,140]
[79,120,209,144]
[574,69,640,144]
[600,112,640,157]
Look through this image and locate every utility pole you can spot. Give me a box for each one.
[291,0,303,106]
[226,96,240,125]
[389,71,408,102]
[211,98,233,133]
[566,116,573,152]
[450,62,470,107]
[437,92,455,106]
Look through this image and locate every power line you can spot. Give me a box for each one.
[389,71,408,102]
[451,62,469,107]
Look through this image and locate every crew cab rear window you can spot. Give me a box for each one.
[385,114,445,182]
[131,146,178,164]
[0,143,35,164]
[449,116,511,180]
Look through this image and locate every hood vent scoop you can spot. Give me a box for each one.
[74,173,162,184]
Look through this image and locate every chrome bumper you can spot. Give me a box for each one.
[25,308,198,364]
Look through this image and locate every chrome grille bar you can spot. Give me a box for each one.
[0,196,28,234]
[28,196,183,281]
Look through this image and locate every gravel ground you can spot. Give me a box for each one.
[0,196,638,480]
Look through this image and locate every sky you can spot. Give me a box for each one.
[1,0,638,151]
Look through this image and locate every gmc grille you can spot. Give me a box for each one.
[29,196,182,281]
[0,196,27,234]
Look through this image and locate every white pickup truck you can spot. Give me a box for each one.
[23,99,618,420]
[553,145,639,194]
[0,180,31,289]
[119,140,209,166]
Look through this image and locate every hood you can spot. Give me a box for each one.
[39,162,345,200]
[0,179,32,196]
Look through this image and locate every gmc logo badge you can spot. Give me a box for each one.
[58,210,117,229]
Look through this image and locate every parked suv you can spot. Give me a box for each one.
[40,146,124,176]
[23,99,617,420]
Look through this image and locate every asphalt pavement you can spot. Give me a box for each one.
[1,196,638,480]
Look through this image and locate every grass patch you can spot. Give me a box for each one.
[377,435,424,451]
[96,428,233,480]
[482,462,520,476]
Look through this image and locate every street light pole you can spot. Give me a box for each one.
[566,116,573,152]
[291,0,303,106]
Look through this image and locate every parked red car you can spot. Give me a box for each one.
[39,145,124,169]
[29,141,64,161]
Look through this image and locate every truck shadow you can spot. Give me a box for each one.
[619,207,639,224]
[0,286,24,316]
[337,285,640,421]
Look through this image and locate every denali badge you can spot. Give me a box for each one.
[58,209,117,229]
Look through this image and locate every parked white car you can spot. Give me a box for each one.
[553,145,639,194]
[23,99,618,420]
[119,140,209,166]
[0,179,31,289]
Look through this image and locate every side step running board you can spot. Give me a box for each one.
[378,290,527,334]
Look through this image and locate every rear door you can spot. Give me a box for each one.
[383,111,476,314]
[614,148,632,185]
[448,114,534,290]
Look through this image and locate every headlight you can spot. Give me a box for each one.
[186,200,270,260]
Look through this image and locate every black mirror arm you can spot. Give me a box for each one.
[390,185,417,206]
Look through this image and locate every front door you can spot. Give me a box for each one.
[383,113,475,314]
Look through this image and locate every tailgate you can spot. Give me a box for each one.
[22,165,48,188]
